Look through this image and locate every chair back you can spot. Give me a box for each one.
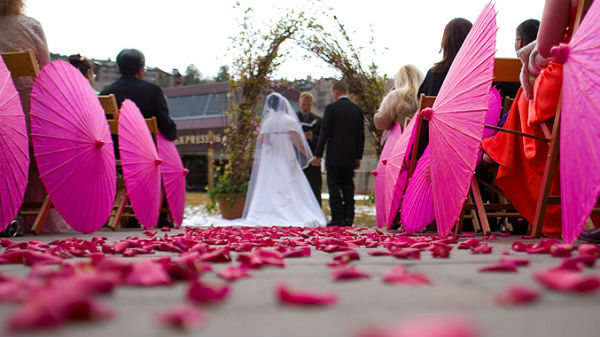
[99,94,119,119]
[408,94,436,176]
[493,58,520,83]
[1,49,40,77]
[146,117,159,143]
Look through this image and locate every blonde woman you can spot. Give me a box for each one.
[374,65,424,132]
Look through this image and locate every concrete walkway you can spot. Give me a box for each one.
[0,228,598,337]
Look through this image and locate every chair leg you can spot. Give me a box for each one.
[31,195,52,235]
[108,188,128,230]
[468,193,482,233]
[471,178,491,235]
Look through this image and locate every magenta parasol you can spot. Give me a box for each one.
[401,147,434,233]
[373,117,419,230]
[118,99,162,229]
[0,57,29,230]
[553,0,600,244]
[372,122,403,228]
[157,133,188,227]
[30,61,115,233]
[421,2,497,236]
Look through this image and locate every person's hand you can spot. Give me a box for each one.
[304,130,313,140]
[354,159,361,170]
[311,157,322,166]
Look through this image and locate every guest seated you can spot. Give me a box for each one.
[0,0,68,234]
[68,54,96,88]
[482,0,583,238]
[415,18,472,159]
[373,64,423,133]
[100,48,177,140]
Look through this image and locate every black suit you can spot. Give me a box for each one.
[315,97,364,225]
[297,111,322,206]
[100,75,177,140]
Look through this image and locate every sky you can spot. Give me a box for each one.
[25,0,546,81]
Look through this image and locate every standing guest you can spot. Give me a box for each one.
[313,81,365,227]
[374,64,423,132]
[68,54,96,88]
[100,48,177,140]
[296,92,322,207]
[416,18,472,159]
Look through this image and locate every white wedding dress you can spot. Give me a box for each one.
[223,93,326,227]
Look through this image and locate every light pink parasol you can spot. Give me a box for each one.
[118,99,162,229]
[420,2,496,236]
[0,57,29,230]
[372,117,418,230]
[552,0,600,244]
[400,147,434,233]
[157,133,188,227]
[30,60,115,233]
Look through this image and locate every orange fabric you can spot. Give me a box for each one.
[482,86,561,238]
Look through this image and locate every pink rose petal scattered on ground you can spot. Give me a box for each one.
[478,261,519,272]
[123,260,172,286]
[578,244,600,258]
[368,250,392,256]
[458,239,480,249]
[217,265,251,282]
[356,313,481,337]
[534,269,600,293]
[332,265,370,281]
[187,280,230,304]
[156,304,206,329]
[391,248,421,260]
[499,257,530,267]
[495,285,541,306]
[471,243,492,254]
[550,244,574,257]
[333,250,360,263]
[552,255,596,272]
[498,232,510,237]
[276,283,337,306]
[511,241,531,252]
[161,226,171,232]
[382,266,432,286]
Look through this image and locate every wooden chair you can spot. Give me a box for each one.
[1,49,40,77]
[99,94,167,229]
[1,49,52,234]
[530,0,599,237]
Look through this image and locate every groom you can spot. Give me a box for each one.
[312,81,364,226]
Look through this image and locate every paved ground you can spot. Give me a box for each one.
[0,228,599,337]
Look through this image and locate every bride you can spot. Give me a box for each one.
[234,93,326,227]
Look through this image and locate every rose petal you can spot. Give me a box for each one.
[276,283,336,306]
[478,261,518,272]
[383,266,431,286]
[471,243,492,254]
[281,246,311,258]
[333,250,360,263]
[156,304,205,329]
[550,244,574,257]
[552,255,596,272]
[217,265,251,282]
[534,269,600,293]
[495,285,540,306]
[187,280,230,304]
[578,244,600,258]
[391,248,421,260]
[124,260,171,286]
[332,265,370,281]
[498,257,530,267]
[161,226,171,232]
[356,313,481,337]
[511,241,532,252]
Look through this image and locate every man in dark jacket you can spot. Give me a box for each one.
[297,92,322,206]
[100,48,177,140]
[313,81,364,226]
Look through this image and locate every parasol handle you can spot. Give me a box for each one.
[421,107,434,121]
[95,139,105,149]
[154,158,162,166]
[183,169,189,176]
[550,43,570,64]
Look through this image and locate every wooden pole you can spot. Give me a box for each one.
[207,131,215,191]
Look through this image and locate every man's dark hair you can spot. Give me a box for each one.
[516,19,540,46]
[116,49,145,76]
[332,80,348,93]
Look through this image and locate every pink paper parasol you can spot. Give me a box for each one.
[157,133,188,227]
[553,0,600,244]
[118,99,162,229]
[0,57,29,230]
[401,147,434,233]
[373,117,418,229]
[421,2,496,236]
[30,61,115,233]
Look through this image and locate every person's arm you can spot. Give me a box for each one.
[153,88,178,140]
[537,0,571,58]
[374,95,395,130]
[356,108,365,169]
[290,130,310,158]
[31,19,50,68]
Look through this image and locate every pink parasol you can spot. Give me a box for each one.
[401,147,434,233]
[372,117,418,229]
[30,61,115,233]
[118,99,162,229]
[478,87,502,165]
[0,57,29,230]
[421,2,496,236]
[157,133,188,227]
[553,0,600,244]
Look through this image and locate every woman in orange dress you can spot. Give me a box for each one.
[482,0,582,238]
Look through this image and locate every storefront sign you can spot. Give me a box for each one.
[175,133,222,146]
